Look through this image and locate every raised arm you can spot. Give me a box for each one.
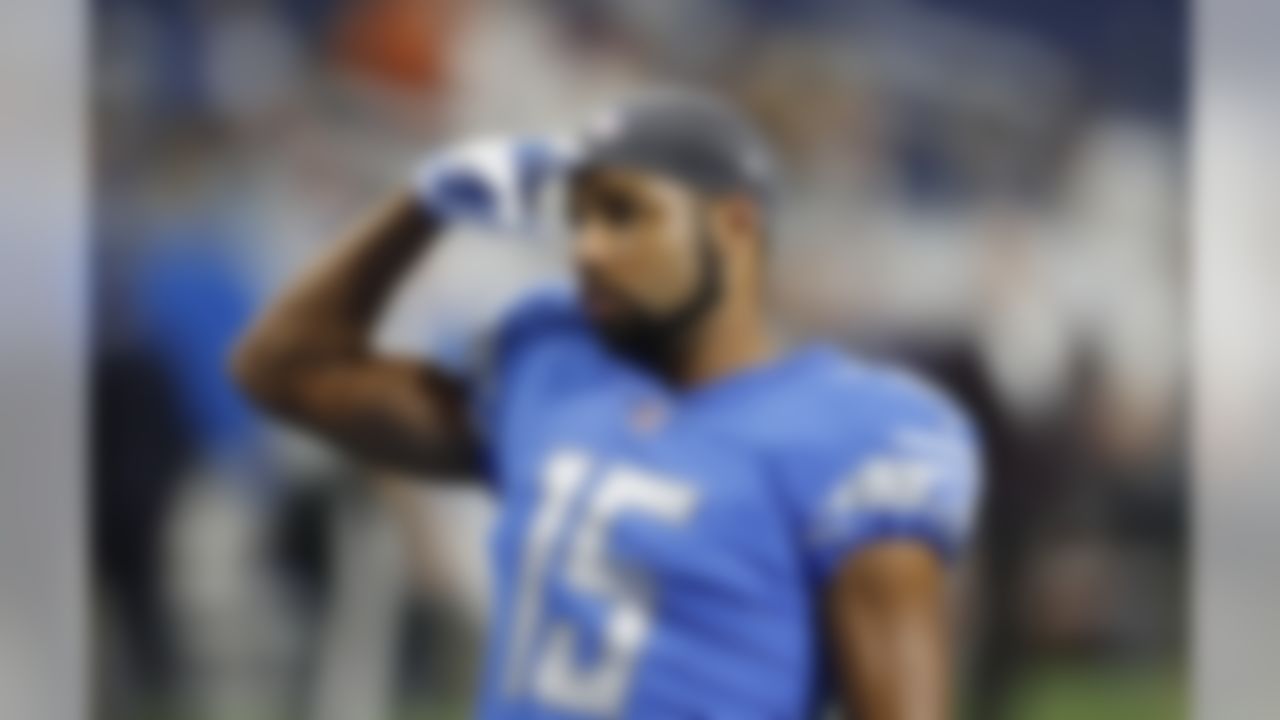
[230,192,480,475]
[232,135,573,476]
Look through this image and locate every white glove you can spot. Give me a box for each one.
[412,134,578,236]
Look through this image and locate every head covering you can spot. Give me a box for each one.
[574,90,779,206]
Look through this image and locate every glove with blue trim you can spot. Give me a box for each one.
[412,134,578,236]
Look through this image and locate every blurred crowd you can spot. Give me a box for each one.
[92,0,1186,718]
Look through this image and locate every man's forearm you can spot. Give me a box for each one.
[231,192,439,404]
[229,134,560,474]
[830,543,951,720]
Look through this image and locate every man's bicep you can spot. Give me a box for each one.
[826,541,951,720]
[287,357,483,477]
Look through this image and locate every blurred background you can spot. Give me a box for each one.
[91,0,1187,718]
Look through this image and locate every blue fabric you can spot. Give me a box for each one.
[133,239,261,462]
[468,286,982,719]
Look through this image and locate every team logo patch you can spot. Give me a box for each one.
[809,426,974,545]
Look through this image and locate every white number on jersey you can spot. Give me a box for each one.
[504,449,698,715]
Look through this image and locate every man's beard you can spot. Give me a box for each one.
[581,228,723,378]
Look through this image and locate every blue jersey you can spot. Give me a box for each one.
[458,286,982,719]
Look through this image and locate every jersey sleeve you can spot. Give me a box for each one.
[421,281,601,487]
[421,281,574,422]
[791,375,984,582]
[420,281,572,383]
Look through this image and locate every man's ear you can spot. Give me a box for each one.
[711,193,763,250]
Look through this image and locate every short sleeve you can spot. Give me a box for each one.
[794,377,983,581]
[416,275,575,385]
[428,281,577,435]
[425,282,604,491]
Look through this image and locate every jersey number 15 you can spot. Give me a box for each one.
[503,448,698,715]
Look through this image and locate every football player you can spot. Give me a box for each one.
[233,91,982,719]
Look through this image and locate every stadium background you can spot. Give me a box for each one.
[91,0,1187,718]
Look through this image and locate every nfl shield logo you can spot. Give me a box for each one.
[630,397,668,434]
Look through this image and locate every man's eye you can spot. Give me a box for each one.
[600,194,640,226]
